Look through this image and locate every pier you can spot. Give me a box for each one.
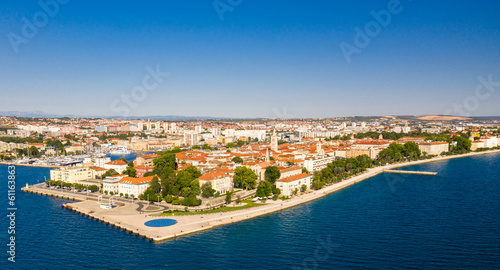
[384,169,437,175]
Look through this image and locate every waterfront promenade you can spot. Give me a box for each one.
[21,149,500,242]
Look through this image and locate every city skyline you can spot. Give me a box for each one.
[1,1,500,118]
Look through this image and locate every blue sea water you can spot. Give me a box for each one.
[106,152,155,163]
[1,153,499,269]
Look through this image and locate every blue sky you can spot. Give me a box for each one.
[1,0,500,118]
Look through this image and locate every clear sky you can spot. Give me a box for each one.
[1,0,500,118]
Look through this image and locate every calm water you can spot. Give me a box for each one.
[1,153,499,269]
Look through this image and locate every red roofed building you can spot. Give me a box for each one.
[134,154,161,167]
[118,175,157,198]
[275,173,312,196]
[417,141,449,156]
[103,160,128,173]
[198,172,233,195]
[134,165,154,178]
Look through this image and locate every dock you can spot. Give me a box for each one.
[384,169,437,175]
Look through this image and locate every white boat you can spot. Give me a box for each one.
[108,145,131,155]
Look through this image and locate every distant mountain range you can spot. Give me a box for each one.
[0,111,229,120]
[0,111,499,121]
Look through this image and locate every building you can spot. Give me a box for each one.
[249,161,273,181]
[418,142,449,156]
[102,175,126,194]
[304,155,335,172]
[90,167,108,178]
[65,144,85,154]
[275,173,312,196]
[471,140,485,151]
[279,166,302,179]
[118,175,156,198]
[184,131,199,146]
[271,130,279,152]
[134,165,154,178]
[480,135,499,148]
[83,157,111,168]
[50,167,94,183]
[198,172,233,195]
[103,160,128,174]
[134,154,160,167]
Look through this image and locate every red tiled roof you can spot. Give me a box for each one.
[276,173,311,183]
[119,175,156,185]
[198,172,228,181]
[106,160,127,165]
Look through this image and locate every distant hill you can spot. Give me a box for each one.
[416,115,472,121]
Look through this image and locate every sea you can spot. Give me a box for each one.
[1,153,499,269]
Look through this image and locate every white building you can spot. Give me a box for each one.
[184,131,199,146]
[50,167,94,184]
[83,157,111,168]
[118,175,156,198]
[304,155,335,172]
[276,173,312,196]
[102,175,125,194]
[198,172,233,195]
[271,130,279,152]
[103,160,128,174]
[418,142,449,156]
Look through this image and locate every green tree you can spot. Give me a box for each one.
[102,169,119,179]
[256,181,273,197]
[453,136,471,153]
[122,167,137,177]
[201,182,216,198]
[226,142,236,148]
[311,177,324,190]
[233,167,258,189]
[264,166,281,184]
[181,194,201,206]
[225,192,232,204]
[403,142,421,159]
[232,157,244,164]
[301,184,308,193]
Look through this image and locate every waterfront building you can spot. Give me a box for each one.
[279,166,302,179]
[471,140,485,151]
[118,175,156,198]
[418,142,449,156]
[304,155,335,172]
[50,167,95,184]
[275,173,312,196]
[198,171,233,195]
[102,175,126,194]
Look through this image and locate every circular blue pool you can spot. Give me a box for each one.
[144,219,178,227]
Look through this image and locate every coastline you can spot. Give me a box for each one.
[21,149,500,242]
